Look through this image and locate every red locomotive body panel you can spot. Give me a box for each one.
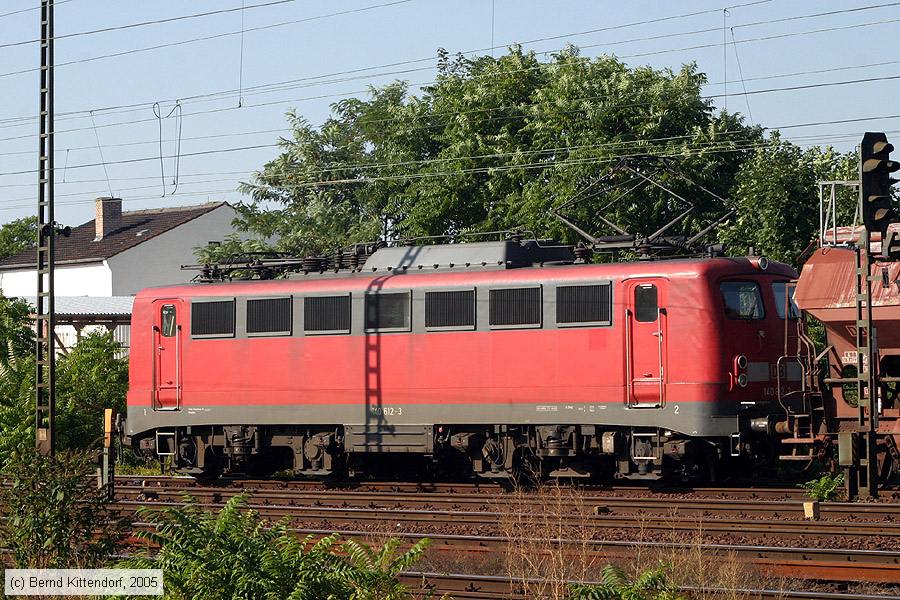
[126,256,797,446]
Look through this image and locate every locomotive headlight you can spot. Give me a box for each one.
[737,373,749,388]
[757,256,769,270]
[735,355,748,369]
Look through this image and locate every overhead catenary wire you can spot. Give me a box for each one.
[0,0,304,49]
[88,111,114,198]
[0,0,75,21]
[0,0,883,126]
[0,39,900,152]
[0,128,875,212]
[1,67,899,157]
[0,0,891,218]
[1,53,896,153]
[730,27,753,121]
[0,122,883,197]
[2,106,897,182]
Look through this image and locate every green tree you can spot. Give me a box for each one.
[123,493,428,600]
[0,216,37,260]
[0,296,36,466]
[720,134,856,265]
[227,47,762,259]
[0,448,123,569]
[56,331,129,451]
[0,301,128,466]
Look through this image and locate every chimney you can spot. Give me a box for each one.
[94,197,122,241]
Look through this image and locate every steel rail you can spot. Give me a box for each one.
[114,484,900,519]
[115,499,900,541]
[125,521,900,584]
[117,475,900,500]
[397,572,900,600]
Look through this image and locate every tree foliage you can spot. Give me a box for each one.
[0,216,37,260]
[227,47,767,259]
[56,331,129,451]
[122,493,429,600]
[0,448,124,569]
[0,297,128,467]
[720,134,856,264]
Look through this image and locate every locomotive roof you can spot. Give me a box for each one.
[360,239,575,271]
[142,245,796,299]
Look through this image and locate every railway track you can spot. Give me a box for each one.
[117,483,900,520]
[117,474,900,502]
[114,475,855,499]
[114,497,900,543]
[398,572,900,600]
[116,476,900,587]
[123,516,900,585]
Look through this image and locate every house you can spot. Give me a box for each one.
[0,197,242,352]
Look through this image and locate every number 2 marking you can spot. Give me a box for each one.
[673,405,680,415]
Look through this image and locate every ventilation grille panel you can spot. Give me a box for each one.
[304,295,351,333]
[191,300,235,336]
[489,287,541,327]
[425,290,475,329]
[247,297,292,334]
[557,284,611,325]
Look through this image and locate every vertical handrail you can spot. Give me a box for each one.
[657,307,665,408]
[624,307,632,407]
[175,324,182,410]
[151,325,159,410]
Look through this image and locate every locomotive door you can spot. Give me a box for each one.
[624,280,667,408]
[152,299,183,411]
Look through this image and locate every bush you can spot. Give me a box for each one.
[0,448,124,569]
[56,331,129,451]
[800,472,845,502]
[569,564,684,600]
[122,493,429,599]
[0,326,128,467]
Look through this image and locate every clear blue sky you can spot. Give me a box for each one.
[0,0,895,227]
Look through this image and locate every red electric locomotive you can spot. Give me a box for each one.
[125,239,801,480]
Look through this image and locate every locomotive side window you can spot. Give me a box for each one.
[425,290,475,330]
[489,287,542,328]
[191,300,235,337]
[557,283,612,326]
[634,284,658,322]
[160,305,177,337]
[365,292,411,332]
[720,281,764,320]
[247,297,292,335]
[772,282,800,319]
[304,295,351,334]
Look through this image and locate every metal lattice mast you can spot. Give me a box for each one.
[35,0,56,456]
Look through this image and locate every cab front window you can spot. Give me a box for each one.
[720,281,764,320]
[772,281,800,319]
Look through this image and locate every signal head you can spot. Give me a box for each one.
[860,132,899,239]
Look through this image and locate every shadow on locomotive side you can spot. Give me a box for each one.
[124,236,817,484]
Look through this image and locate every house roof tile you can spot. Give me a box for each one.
[0,202,226,270]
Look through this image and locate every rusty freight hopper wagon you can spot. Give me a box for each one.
[793,132,900,498]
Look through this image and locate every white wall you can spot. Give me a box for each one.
[107,204,240,295]
[0,262,113,298]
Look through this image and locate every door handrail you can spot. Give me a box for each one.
[624,307,633,406]
[657,307,666,408]
[175,324,182,410]
[151,325,159,410]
